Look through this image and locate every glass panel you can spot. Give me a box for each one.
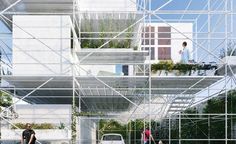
[158,27,171,45]
[115,64,122,75]
[158,27,170,32]
[122,65,129,75]
[103,135,122,140]
[142,26,155,45]
[158,47,171,60]
[158,39,171,45]
[142,47,155,60]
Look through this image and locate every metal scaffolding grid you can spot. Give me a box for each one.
[0,0,236,143]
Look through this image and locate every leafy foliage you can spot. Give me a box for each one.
[0,90,12,108]
[58,122,65,129]
[97,90,236,144]
[78,111,105,117]
[98,119,160,144]
[12,123,55,129]
[151,60,217,76]
[161,90,236,143]
[80,16,135,49]
[98,119,126,141]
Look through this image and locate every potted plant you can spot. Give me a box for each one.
[151,60,174,76]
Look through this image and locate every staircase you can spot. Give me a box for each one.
[166,95,194,115]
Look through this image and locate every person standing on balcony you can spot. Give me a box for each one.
[179,41,190,64]
[21,123,36,144]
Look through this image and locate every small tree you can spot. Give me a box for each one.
[0,90,13,139]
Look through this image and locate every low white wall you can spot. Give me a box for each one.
[12,105,71,126]
[221,56,236,65]
[1,129,71,140]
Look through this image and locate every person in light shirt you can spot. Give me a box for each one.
[179,41,190,64]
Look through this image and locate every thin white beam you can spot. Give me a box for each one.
[0,0,22,15]
[207,0,211,63]
[148,0,152,140]
[225,0,228,143]
[178,0,193,23]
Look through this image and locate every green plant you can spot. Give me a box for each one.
[11,123,55,129]
[152,62,200,75]
[58,122,65,129]
[174,63,195,74]
[0,91,12,108]
[151,60,174,75]
[71,104,77,144]
[80,17,135,49]
[78,111,105,117]
[133,46,138,51]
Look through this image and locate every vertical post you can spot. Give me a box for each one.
[130,121,132,144]
[126,123,128,144]
[71,0,77,143]
[230,78,233,139]
[135,120,136,143]
[207,0,211,63]
[207,85,210,143]
[230,0,233,40]
[98,121,100,144]
[60,16,62,74]
[169,116,171,144]
[143,118,146,144]
[208,115,210,144]
[148,0,152,143]
[224,0,228,144]
[128,120,130,144]
[0,109,1,140]
[195,20,198,62]
[72,74,77,144]
[179,113,181,144]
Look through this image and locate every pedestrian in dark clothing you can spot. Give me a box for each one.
[21,123,36,144]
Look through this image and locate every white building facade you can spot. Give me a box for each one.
[12,15,72,76]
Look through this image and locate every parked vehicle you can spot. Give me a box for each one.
[100,133,125,144]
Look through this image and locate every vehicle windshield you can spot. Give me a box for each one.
[103,135,122,141]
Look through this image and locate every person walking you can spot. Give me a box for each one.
[21,123,36,144]
[142,127,156,144]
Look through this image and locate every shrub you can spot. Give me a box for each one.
[12,123,55,129]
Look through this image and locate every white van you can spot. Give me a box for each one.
[100,133,125,144]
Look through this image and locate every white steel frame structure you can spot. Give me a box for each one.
[0,0,236,143]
